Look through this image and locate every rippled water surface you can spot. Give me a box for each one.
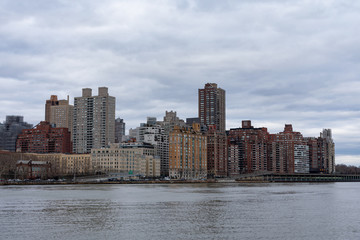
[1,183,360,240]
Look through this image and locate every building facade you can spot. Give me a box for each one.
[139,123,168,176]
[227,121,270,175]
[49,96,73,136]
[16,121,72,154]
[0,116,33,152]
[60,154,92,176]
[45,95,59,122]
[91,143,160,177]
[294,144,310,173]
[269,124,309,174]
[198,83,226,132]
[226,121,327,175]
[158,111,187,176]
[305,129,335,174]
[169,123,207,179]
[73,87,115,153]
[206,125,227,178]
[159,111,186,133]
[16,160,51,180]
[115,118,125,143]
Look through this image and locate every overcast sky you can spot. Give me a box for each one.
[0,0,359,165]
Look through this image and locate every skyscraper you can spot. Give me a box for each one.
[45,95,59,122]
[115,118,125,143]
[158,111,187,176]
[48,95,73,136]
[198,83,226,132]
[305,129,335,174]
[72,87,115,153]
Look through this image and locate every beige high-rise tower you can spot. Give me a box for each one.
[72,87,115,153]
[49,95,73,135]
[45,95,59,122]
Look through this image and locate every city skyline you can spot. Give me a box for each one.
[0,1,359,166]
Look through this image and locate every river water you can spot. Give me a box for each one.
[1,182,359,240]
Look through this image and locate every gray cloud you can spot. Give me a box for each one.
[0,0,360,165]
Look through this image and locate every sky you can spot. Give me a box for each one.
[0,0,359,165]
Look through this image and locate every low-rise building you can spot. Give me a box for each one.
[91,143,160,177]
[60,154,92,175]
[16,160,51,180]
[1,152,91,178]
[16,121,72,154]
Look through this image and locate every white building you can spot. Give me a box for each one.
[294,144,309,173]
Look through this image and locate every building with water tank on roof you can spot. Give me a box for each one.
[72,87,115,153]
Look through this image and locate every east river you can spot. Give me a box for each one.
[1,182,360,240]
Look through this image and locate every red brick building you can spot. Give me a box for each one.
[206,125,227,178]
[16,121,72,153]
[268,124,308,174]
[16,160,52,180]
[199,83,226,133]
[227,120,270,175]
[305,129,335,173]
[227,121,315,175]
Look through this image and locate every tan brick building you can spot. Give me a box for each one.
[169,123,207,179]
[0,151,91,178]
[49,96,73,137]
[91,143,160,177]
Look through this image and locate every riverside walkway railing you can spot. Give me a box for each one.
[236,173,360,182]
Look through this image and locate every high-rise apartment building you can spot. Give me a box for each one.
[228,120,270,175]
[45,95,59,122]
[72,87,115,153]
[227,121,317,175]
[206,125,228,178]
[169,123,207,179]
[0,116,33,152]
[115,118,125,143]
[128,127,140,141]
[48,96,73,135]
[199,83,226,132]
[268,124,309,174]
[160,111,186,133]
[138,117,169,176]
[156,111,187,176]
[319,129,335,173]
[305,129,335,174]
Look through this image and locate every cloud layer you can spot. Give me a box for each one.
[1,0,359,165]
